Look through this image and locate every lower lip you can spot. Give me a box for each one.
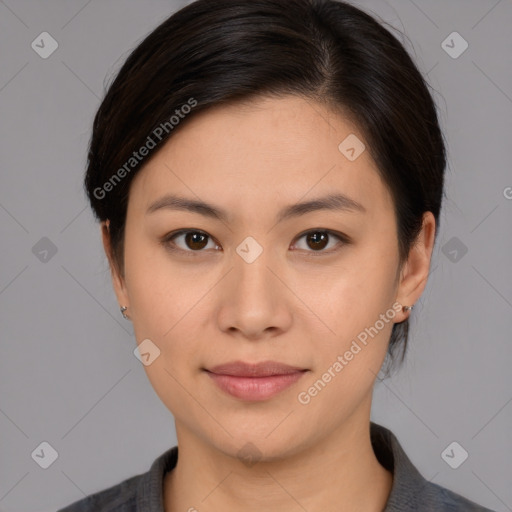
[206,371,306,401]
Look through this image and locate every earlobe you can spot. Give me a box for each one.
[395,212,436,320]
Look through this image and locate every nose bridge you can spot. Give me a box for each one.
[233,236,277,303]
[217,234,290,337]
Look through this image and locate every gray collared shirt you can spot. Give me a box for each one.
[58,422,495,511]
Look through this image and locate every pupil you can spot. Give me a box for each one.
[308,232,328,250]
[186,232,207,250]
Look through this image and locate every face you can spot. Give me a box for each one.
[104,95,434,461]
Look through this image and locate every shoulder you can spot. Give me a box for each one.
[416,480,496,511]
[370,423,496,512]
[57,446,178,512]
[57,473,141,512]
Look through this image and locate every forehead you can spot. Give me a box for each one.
[130,95,393,221]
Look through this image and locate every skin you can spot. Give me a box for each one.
[101,95,435,512]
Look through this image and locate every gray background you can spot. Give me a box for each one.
[0,1,511,511]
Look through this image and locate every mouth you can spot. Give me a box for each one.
[204,360,308,401]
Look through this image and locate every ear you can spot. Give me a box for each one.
[395,211,436,322]
[101,220,130,310]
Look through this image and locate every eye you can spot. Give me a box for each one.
[162,228,349,256]
[291,229,348,254]
[163,229,220,254]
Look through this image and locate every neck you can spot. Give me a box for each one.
[164,399,392,512]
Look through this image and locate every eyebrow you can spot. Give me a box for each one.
[146,192,366,223]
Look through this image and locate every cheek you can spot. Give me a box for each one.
[299,250,400,400]
[125,252,203,413]
[123,227,183,323]
[306,248,398,343]
[122,235,199,370]
[296,280,397,420]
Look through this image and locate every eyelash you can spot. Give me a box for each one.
[161,228,350,257]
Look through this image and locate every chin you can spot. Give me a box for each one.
[207,425,313,465]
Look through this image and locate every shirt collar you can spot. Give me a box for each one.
[370,422,430,510]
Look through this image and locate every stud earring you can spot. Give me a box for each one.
[402,305,414,313]
[120,306,129,319]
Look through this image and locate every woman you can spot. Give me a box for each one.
[59,0,495,510]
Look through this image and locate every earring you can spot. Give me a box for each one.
[402,305,414,313]
[120,306,129,319]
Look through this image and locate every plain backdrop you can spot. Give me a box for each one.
[0,1,511,511]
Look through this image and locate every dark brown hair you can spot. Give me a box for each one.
[84,0,447,370]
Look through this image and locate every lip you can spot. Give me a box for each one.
[208,360,306,377]
[205,360,308,401]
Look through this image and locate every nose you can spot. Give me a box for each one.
[216,246,293,341]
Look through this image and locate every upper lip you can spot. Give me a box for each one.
[206,360,307,377]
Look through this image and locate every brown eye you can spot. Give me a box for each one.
[292,229,347,254]
[163,228,348,256]
[183,231,209,250]
[164,230,218,253]
[305,231,329,251]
